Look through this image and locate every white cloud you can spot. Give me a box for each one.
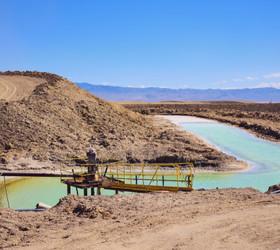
[263,72,280,79]
[85,81,115,86]
[245,76,257,80]
[255,82,280,88]
[230,76,258,83]
[127,84,147,88]
[221,80,228,84]
[231,78,244,82]
[217,72,280,89]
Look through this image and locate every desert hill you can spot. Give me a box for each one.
[0,71,236,168]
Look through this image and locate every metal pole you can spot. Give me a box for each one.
[162,176,165,186]
[188,175,192,188]
[72,169,79,195]
[103,165,108,177]
[3,176,10,208]
[67,184,71,195]
[97,187,101,195]
[84,188,88,196]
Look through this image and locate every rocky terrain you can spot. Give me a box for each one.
[0,71,238,170]
[124,102,280,142]
[0,188,279,249]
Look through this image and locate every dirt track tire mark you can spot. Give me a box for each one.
[0,75,45,101]
[0,78,17,101]
[0,79,10,100]
[6,80,17,100]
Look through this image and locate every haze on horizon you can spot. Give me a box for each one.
[1,0,280,89]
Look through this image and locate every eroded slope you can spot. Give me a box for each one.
[0,72,236,168]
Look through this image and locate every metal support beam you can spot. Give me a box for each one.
[1,172,75,177]
[67,185,71,195]
[84,188,88,196]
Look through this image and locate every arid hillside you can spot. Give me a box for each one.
[0,71,237,169]
[124,102,280,142]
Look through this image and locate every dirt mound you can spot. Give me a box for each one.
[0,71,236,168]
[0,189,279,249]
[54,195,113,219]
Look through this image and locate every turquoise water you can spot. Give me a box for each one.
[0,178,66,208]
[0,177,117,209]
[182,120,280,192]
[1,117,280,209]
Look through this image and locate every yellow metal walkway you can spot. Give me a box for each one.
[62,161,194,194]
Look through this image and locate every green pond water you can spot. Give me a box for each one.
[182,118,280,192]
[1,116,280,209]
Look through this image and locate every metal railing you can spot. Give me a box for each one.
[63,160,194,190]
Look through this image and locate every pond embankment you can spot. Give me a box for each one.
[123,102,280,142]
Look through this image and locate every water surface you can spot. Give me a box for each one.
[179,116,280,192]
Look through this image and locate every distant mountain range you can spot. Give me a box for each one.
[77,82,280,102]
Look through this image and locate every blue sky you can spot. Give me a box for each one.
[1,0,280,89]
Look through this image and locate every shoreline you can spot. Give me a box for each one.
[0,114,250,175]
[123,103,280,143]
[0,176,26,185]
[156,115,250,173]
[161,114,280,146]
[162,113,280,144]
[188,114,280,144]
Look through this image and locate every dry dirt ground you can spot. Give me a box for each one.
[0,189,279,250]
[0,75,45,101]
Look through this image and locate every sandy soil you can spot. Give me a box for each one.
[0,188,279,250]
[0,75,45,101]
